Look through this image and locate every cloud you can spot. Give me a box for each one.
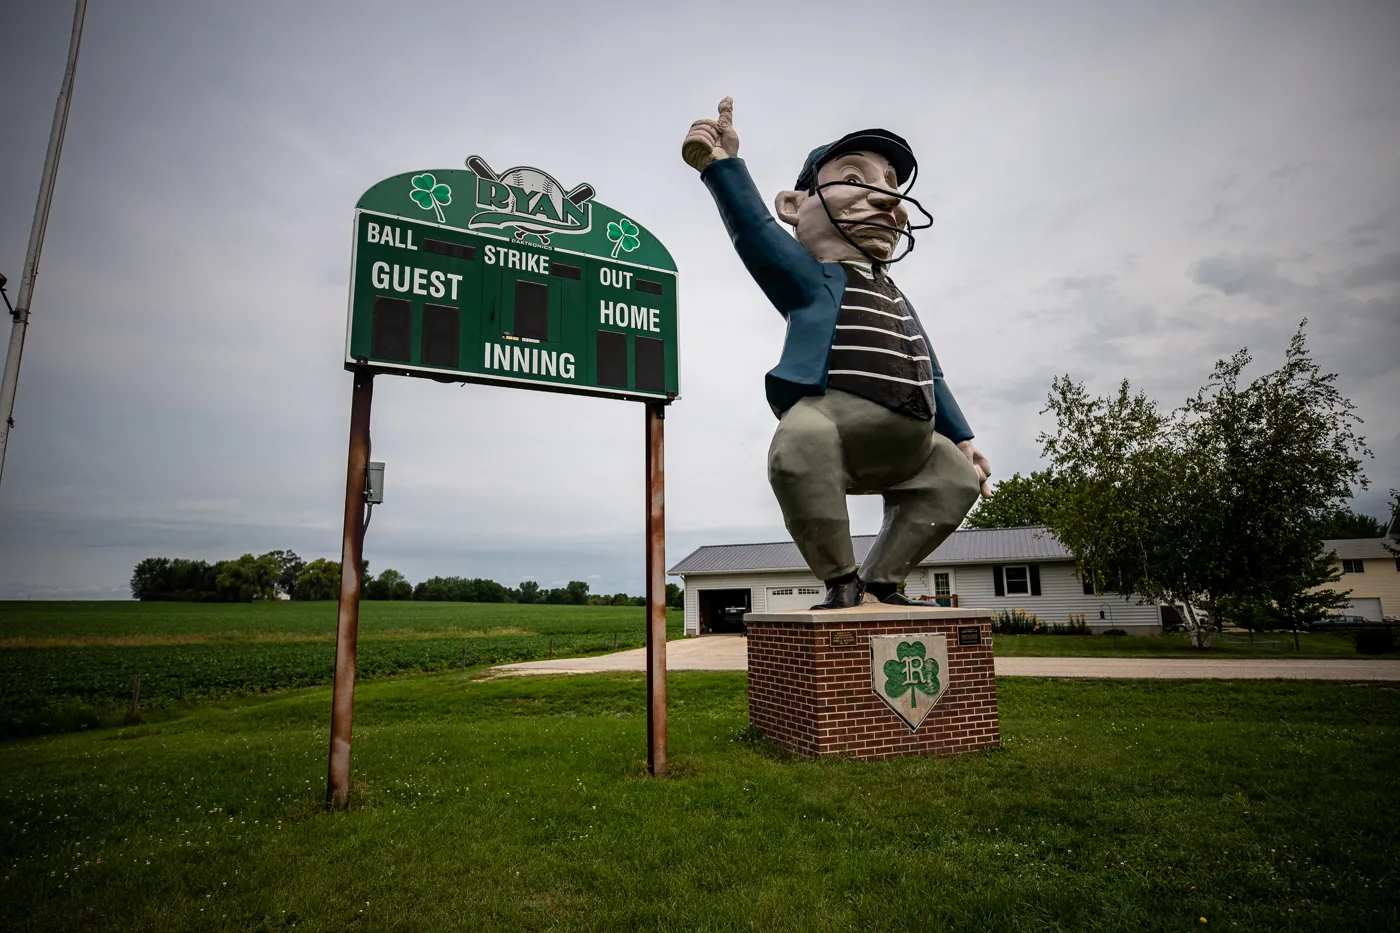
[1337,251,1400,290]
[1,0,1397,597]
[1057,275,1160,340]
[1190,253,1289,302]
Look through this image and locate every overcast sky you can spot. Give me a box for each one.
[1,0,1396,599]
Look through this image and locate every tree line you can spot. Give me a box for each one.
[131,552,684,608]
[964,322,1396,647]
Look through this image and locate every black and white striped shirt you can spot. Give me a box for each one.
[826,262,935,421]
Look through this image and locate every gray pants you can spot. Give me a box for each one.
[768,389,981,584]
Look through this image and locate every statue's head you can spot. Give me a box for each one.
[774,129,932,265]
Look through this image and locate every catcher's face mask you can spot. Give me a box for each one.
[810,160,933,265]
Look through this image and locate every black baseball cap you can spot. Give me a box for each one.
[794,128,917,193]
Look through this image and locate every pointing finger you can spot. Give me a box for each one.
[716,96,734,131]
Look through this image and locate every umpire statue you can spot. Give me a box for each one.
[683,98,992,610]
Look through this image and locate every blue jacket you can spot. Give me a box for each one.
[701,157,974,442]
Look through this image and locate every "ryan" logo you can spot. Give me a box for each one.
[465,155,595,246]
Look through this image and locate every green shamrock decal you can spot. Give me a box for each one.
[607,217,640,258]
[410,173,451,224]
[883,641,940,708]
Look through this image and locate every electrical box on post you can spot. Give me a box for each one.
[365,461,384,504]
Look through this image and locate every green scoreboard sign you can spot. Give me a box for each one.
[346,156,678,402]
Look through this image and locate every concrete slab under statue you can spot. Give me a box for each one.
[743,605,1000,760]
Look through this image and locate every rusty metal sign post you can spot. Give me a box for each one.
[644,402,667,776]
[327,155,678,808]
[327,369,373,809]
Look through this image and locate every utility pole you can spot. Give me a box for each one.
[0,0,88,489]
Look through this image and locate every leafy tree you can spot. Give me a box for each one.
[964,470,1063,528]
[515,581,541,604]
[1264,549,1352,650]
[411,575,510,602]
[1038,376,1186,632]
[1180,325,1368,640]
[1388,489,1400,556]
[129,557,221,601]
[1038,323,1369,648]
[264,550,304,598]
[462,578,510,602]
[665,583,683,609]
[130,557,172,600]
[214,553,281,602]
[1314,508,1387,540]
[1215,595,1273,638]
[414,576,454,601]
[365,568,412,600]
[295,559,341,601]
[565,580,590,605]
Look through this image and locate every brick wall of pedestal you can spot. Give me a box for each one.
[745,612,999,760]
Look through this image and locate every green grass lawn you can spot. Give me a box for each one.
[1,672,1395,931]
[991,631,1392,658]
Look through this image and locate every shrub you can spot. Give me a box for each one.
[993,609,1041,634]
[1044,617,1090,635]
[1355,627,1398,655]
[994,610,1091,635]
[1102,628,1128,637]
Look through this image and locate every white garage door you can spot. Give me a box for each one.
[766,585,825,612]
[1348,597,1383,622]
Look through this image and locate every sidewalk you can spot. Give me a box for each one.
[497,635,749,674]
[495,636,1400,680]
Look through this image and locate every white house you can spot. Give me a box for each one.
[1317,534,1400,621]
[668,526,1163,636]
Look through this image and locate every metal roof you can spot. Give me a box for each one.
[1323,537,1399,560]
[669,526,1072,575]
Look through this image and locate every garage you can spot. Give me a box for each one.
[764,585,825,613]
[1347,597,1383,622]
[697,589,751,634]
[670,528,1170,636]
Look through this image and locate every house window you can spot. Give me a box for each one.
[932,573,951,597]
[1004,565,1030,595]
[798,586,822,595]
[770,588,793,596]
[1082,577,1095,595]
[1342,559,1365,574]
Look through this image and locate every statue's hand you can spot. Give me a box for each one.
[682,97,739,172]
[957,440,993,498]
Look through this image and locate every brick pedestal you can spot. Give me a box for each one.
[745,606,999,760]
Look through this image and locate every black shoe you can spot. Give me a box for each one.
[811,574,865,610]
[865,582,915,605]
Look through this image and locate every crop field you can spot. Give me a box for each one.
[2,673,1397,931]
[4,602,1393,739]
[0,602,682,737]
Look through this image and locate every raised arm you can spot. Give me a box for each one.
[682,98,825,314]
